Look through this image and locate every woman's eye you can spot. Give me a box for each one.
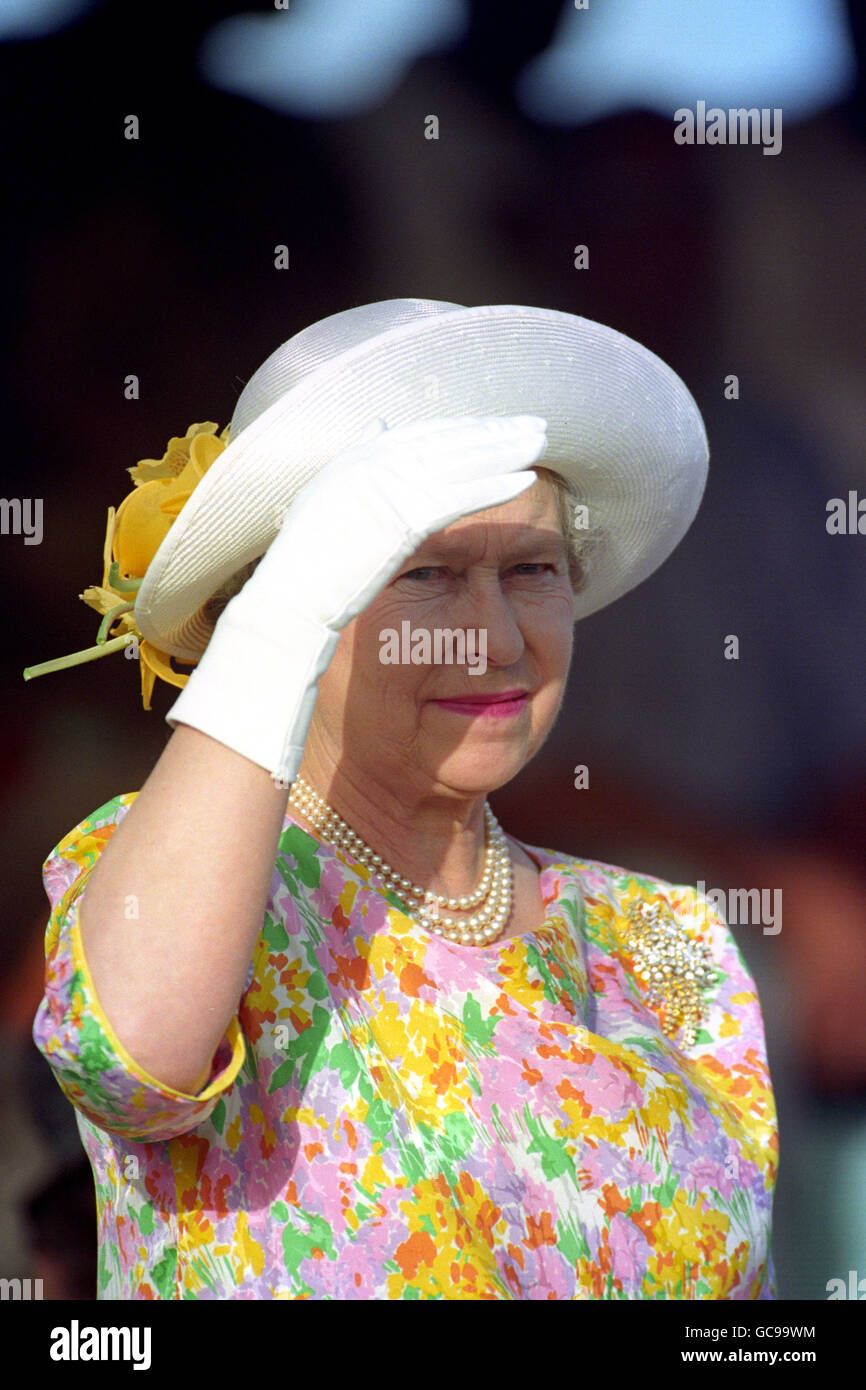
[399,563,555,582]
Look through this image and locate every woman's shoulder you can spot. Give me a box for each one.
[48,789,138,853]
[515,837,759,1049]
[519,836,729,944]
[42,791,139,912]
[516,836,703,905]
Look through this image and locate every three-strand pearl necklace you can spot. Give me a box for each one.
[287,775,513,946]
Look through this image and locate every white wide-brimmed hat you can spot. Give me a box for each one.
[134,298,709,662]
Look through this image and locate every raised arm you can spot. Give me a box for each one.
[78,726,289,1095]
[76,414,547,1094]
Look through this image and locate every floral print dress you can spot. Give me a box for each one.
[32,791,778,1300]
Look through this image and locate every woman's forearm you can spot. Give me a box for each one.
[77,722,289,1095]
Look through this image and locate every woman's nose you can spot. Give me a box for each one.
[454,580,525,667]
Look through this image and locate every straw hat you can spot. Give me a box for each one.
[134,298,709,663]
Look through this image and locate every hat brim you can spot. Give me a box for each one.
[135,304,709,662]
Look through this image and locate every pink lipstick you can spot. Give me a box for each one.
[431,689,529,719]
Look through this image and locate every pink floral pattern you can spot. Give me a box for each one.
[32,792,778,1299]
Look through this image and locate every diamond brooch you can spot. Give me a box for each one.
[622,897,717,1047]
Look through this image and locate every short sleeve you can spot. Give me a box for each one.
[612,878,779,1194]
[657,883,778,1112]
[580,866,779,1180]
[31,791,247,1142]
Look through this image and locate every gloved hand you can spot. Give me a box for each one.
[166,414,548,782]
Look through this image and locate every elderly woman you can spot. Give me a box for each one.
[32,299,777,1300]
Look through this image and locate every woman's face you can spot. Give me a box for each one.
[308,476,576,803]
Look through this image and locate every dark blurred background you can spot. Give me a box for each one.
[1,0,864,1300]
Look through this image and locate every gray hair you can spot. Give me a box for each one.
[533,465,601,598]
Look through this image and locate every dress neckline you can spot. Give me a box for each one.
[282,803,570,954]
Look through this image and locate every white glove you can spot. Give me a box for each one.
[167,414,548,782]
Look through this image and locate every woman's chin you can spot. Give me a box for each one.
[429,744,534,795]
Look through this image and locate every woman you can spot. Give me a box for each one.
[31,298,778,1299]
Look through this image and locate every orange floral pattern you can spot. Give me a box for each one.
[32,793,778,1299]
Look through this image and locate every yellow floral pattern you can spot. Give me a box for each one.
[33,793,779,1299]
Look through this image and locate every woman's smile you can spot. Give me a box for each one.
[429,689,529,718]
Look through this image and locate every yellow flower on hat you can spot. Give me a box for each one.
[24,422,230,709]
[114,423,229,578]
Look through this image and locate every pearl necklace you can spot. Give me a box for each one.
[288,775,513,946]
